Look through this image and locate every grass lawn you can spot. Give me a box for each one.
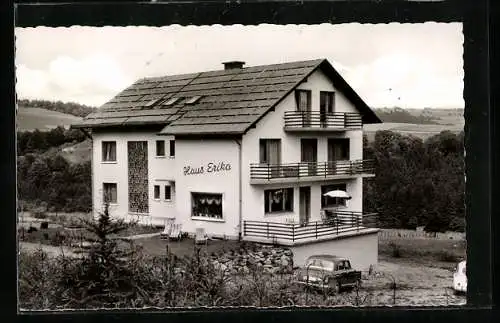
[379,238,466,269]
[18,222,162,247]
[133,235,245,258]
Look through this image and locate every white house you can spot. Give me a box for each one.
[72,59,383,270]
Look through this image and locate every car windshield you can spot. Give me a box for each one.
[337,260,351,270]
[306,258,334,271]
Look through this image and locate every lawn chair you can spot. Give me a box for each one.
[195,227,208,245]
[169,224,183,241]
[160,219,175,240]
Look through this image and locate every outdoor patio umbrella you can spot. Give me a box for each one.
[322,190,351,225]
[323,190,351,199]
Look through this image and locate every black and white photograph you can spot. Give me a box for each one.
[15,22,466,310]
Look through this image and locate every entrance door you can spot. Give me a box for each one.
[320,91,335,128]
[296,90,312,127]
[327,138,350,175]
[260,139,282,178]
[299,186,311,225]
[301,139,318,176]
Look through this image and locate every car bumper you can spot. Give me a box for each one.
[295,280,329,290]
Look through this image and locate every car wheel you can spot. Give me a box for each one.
[354,279,362,290]
[329,279,340,295]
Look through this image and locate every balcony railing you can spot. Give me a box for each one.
[284,111,362,131]
[250,159,375,181]
[243,211,378,243]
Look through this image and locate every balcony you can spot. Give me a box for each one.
[284,111,362,132]
[249,159,375,185]
[243,211,379,246]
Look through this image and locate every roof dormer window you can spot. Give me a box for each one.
[163,97,180,106]
[185,95,202,105]
[144,98,161,108]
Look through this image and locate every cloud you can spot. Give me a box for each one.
[15,23,464,109]
[16,53,132,106]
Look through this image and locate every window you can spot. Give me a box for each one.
[265,188,294,213]
[295,90,311,112]
[156,140,165,157]
[186,96,202,105]
[154,185,160,200]
[306,258,334,271]
[164,185,172,201]
[321,184,348,208]
[192,193,223,219]
[144,98,161,108]
[320,91,335,113]
[169,140,175,157]
[328,138,350,161]
[163,97,180,106]
[102,141,116,162]
[336,260,352,271]
[103,183,117,204]
[259,139,281,164]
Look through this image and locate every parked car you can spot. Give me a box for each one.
[296,255,362,294]
[453,260,467,294]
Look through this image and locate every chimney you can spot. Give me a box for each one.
[223,61,245,70]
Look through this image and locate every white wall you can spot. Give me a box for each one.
[174,138,241,238]
[241,68,365,225]
[90,67,369,239]
[92,131,176,226]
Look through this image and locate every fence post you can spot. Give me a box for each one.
[243,221,246,236]
[267,222,269,239]
[292,225,295,242]
[315,222,318,239]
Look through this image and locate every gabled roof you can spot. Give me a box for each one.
[72,59,381,134]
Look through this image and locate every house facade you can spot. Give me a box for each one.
[73,59,382,270]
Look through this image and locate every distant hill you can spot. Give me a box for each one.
[43,139,92,164]
[364,122,464,141]
[18,99,96,117]
[367,107,464,141]
[17,107,82,132]
[17,99,97,132]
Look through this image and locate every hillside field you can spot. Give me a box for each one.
[17,107,82,132]
[364,122,464,141]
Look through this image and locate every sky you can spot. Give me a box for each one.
[14,23,464,109]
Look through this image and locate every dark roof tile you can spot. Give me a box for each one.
[72,58,381,132]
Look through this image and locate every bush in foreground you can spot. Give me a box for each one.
[18,205,336,309]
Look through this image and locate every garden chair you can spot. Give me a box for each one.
[160,219,175,240]
[195,227,208,245]
[169,224,183,241]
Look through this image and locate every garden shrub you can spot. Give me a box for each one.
[18,205,360,309]
[32,211,47,219]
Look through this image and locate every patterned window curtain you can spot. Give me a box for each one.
[193,193,222,218]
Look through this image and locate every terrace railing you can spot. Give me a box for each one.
[250,159,375,181]
[284,111,362,131]
[243,211,379,243]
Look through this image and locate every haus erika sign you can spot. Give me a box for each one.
[183,161,232,176]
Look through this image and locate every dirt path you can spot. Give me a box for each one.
[361,258,466,306]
